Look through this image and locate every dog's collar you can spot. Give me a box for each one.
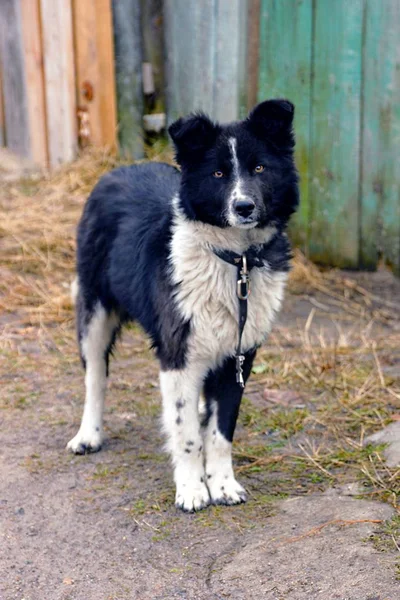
[212,246,265,271]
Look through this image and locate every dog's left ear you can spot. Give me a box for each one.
[168,113,220,165]
[247,99,295,146]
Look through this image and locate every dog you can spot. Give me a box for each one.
[67,99,299,512]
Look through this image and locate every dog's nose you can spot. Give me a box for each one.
[235,199,256,218]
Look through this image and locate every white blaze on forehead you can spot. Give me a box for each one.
[228,137,246,201]
[228,137,240,177]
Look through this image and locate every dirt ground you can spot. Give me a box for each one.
[1,151,400,599]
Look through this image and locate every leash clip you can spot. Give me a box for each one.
[237,255,250,300]
[236,354,245,388]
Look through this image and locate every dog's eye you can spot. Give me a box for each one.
[254,165,265,174]
[213,170,224,178]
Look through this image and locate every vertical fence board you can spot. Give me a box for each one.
[164,0,215,121]
[0,60,5,146]
[73,0,117,149]
[361,0,400,272]
[73,0,103,146]
[141,0,165,114]
[258,0,312,252]
[20,0,48,167]
[163,0,179,122]
[40,0,77,167]
[309,0,363,268]
[96,0,117,148]
[174,0,197,115]
[164,0,200,120]
[214,0,246,123]
[0,0,30,158]
[164,0,247,124]
[237,0,249,119]
[112,0,144,158]
[193,0,216,116]
[247,0,261,111]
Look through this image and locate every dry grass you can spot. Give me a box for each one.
[0,145,172,325]
[237,312,400,508]
[1,148,399,512]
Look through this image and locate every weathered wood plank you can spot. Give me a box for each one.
[164,0,199,120]
[163,0,178,122]
[247,0,261,111]
[112,0,144,158]
[361,0,400,273]
[73,0,117,149]
[237,0,249,119]
[40,0,77,167]
[20,0,48,166]
[258,0,312,253]
[0,0,30,158]
[141,0,165,115]
[309,0,363,268]
[96,0,118,149]
[72,0,103,146]
[0,59,5,146]
[164,0,247,124]
[213,0,245,122]
[192,0,215,116]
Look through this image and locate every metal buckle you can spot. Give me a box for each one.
[236,354,245,387]
[237,255,250,300]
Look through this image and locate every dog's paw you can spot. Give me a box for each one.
[175,482,211,512]
[67,428,103,454]
[208,474,247,506]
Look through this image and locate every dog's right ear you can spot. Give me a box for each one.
[168,113,220,165]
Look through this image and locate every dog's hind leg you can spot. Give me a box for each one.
[67,297,119,454]
[160,364,211,512]
[202,349,256,505]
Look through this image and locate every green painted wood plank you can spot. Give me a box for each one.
[309,0,363,268]
[361,0,400,273]
[258,0,312,252]
[112,0,144,159]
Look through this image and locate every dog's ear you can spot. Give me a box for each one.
[247,99,295,146]
[169,113,220,164]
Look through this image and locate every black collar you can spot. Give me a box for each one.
[212,246,265,271]
[212,233,292,274]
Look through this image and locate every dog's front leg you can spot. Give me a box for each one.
[160,366,210,512]
[203,350,256,505]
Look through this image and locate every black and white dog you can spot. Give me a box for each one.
[67,99,299,511]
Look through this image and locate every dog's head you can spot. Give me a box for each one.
[169,99,299,231]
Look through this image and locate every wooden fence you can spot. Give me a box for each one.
[0,0,399,272]
[0,0,117,168]
[257,0,400,272]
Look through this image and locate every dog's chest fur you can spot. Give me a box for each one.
[170,209,287,367]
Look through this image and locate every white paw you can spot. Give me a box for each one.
[175,481,211,512]
[208,474,247,506]
[67,427,103,454]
